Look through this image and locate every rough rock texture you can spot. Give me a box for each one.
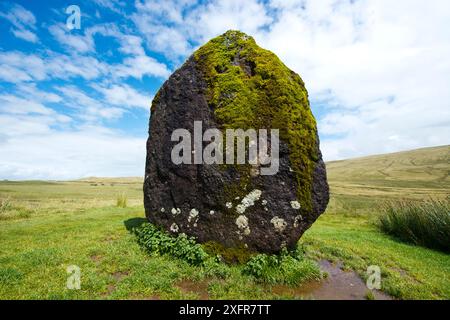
[144,30,329,255]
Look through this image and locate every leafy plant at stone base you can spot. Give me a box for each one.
[242,247,322,286]
[133,222,209,266]
[132,222,321,285]
[378,198,450,253]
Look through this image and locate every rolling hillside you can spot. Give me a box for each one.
[325,145,449,214]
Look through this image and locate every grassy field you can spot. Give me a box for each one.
[0,146,449,299]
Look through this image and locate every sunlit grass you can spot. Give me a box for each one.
[116,193,128,208]
[379,199,450,252]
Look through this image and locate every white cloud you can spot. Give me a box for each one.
[0,51,47,83]
[251,0,450,160]
[113,54,171,79]
[132,0,197,59]
[0,95,54,115]
[46,53,109,80]
[55,86,126,121]
[47,22,171,79]
[11,28,38,43]
[0,124,145,180]
[15,83,62,104]
[0,3,38,43]
[0,51,109,83]
[93,0,127,15]
[186,0,273,43]
[93,83,151,110]
[142,0,450,160]
[48,24,95,53]
[1,0,449,180]
[132,0,273,60]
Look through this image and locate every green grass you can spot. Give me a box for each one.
[133,222,321,285]
[301,214,450,299]
[0,197,34,220]
[116,194,128,208]
[378,199,450,252]
[0,145,449,299]
[242,250,321,286]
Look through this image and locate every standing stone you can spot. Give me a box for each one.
[144,30,329,255]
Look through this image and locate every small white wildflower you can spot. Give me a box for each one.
[209,210,215,215]
[261,199,267,206]
[160,208,165,213]
[226,202,233,209]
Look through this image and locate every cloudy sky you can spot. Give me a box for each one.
[0,0,449,180]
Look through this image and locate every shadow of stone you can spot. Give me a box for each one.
[123,217,147,232]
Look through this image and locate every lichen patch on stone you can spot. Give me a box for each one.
[236,215,251,235]
[294,215,303,228]
[271,216,287,232]
[170,223,179,233]
[290,201,301,210]
[188,208,199,224]
[236,189,262,214]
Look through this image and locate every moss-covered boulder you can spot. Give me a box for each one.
[144,30,329,254]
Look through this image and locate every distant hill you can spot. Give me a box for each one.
[76,177,143,184]
[326,145,449,200]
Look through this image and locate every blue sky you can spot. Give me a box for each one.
[0,0,449,180]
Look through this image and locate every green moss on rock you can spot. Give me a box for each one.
[203,241,255,264]
[194,30,318,211]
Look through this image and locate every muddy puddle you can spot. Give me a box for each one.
[176,279,210,300]
[271,260,392,300]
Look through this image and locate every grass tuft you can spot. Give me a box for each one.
[0,268,23,285]
[378,199,450,252]
[116,193,128,208]
[242,248,322,285]
[0,197,33,220]
[0,197,13,212]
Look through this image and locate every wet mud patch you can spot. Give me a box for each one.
[176,279,210,300]
[271,260,392,300]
